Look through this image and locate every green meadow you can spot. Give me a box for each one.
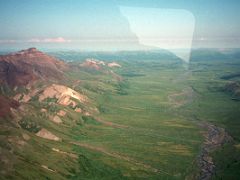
[1,51,240,179]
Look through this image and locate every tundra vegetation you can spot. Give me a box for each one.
[0,49,240,179]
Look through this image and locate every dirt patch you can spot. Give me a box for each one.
[41,165,56,172]
[22,133,30,141]
[52,148,78,159]
[108,62,121,68]
[75,108,82,113]
[41,108,47,113]
[57,110,66,117]
[36,128,61,141]
[51,115,62,124]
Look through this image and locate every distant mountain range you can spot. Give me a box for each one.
[190,48,240,61]
[47,49,182,62]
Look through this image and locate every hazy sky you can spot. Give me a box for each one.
[0,0,239,51]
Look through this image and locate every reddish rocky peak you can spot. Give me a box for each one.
[8,47,41,56]
[0,48,68,87]
[27,47,37,52]
[20,47,37,53]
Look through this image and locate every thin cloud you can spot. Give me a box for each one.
[0,37,72,44]
[28,37,71,43]
[0,40,17,43]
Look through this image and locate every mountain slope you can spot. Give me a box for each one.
[0,48,68,87]
[0,95,19,117]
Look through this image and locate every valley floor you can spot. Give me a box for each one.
[1,57,240,179]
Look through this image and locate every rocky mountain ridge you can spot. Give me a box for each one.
[0,48,68,87]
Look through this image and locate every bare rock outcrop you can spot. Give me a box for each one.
[108,62,121,68]
[80,58,105,70]
[36,128,60,141]
[57,110,66,117]
[39,84,88,107]
[51,115,62,124]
